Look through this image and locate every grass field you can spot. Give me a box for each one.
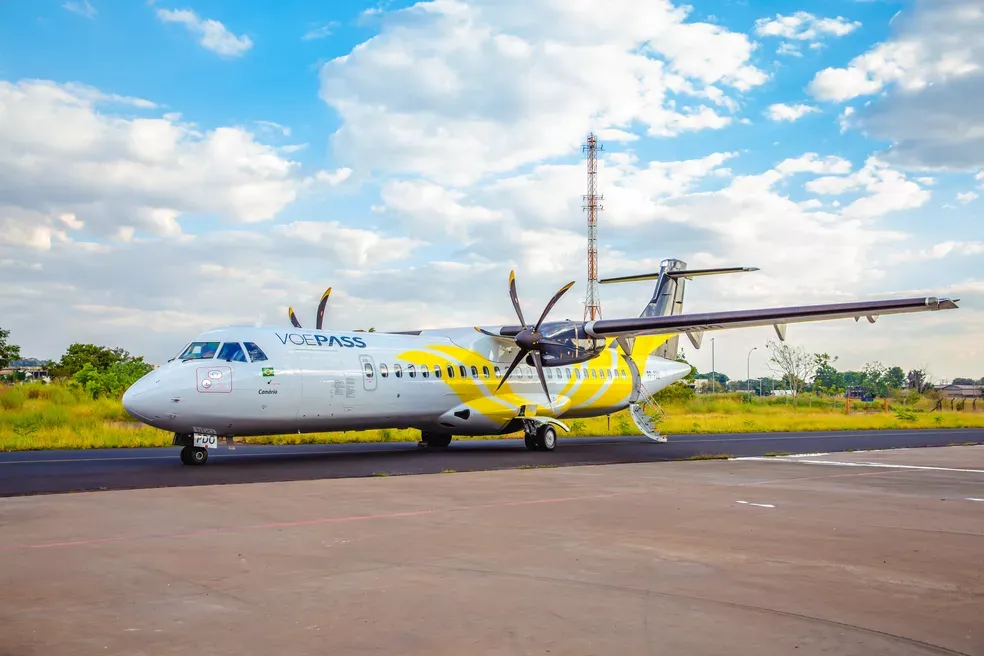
[1,381,982,451]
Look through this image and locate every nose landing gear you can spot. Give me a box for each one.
[180,446,209,465]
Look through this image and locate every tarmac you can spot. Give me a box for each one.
[1,444,982,655]
[1,428,982,496]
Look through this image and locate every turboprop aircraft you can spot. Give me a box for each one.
[121,259,959,465]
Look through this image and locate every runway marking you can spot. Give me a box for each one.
[967,498,984,502]
[736,458,984,474]
[0,491,627,553]
[736,501,775,508]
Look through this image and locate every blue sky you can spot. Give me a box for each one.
[0,0,981,382]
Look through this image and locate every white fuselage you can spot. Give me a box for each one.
[122,325,691,438]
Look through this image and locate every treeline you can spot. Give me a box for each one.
[690,341,983,399]
[0,327,152,399]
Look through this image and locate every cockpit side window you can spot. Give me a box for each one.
[218,342,248,362]
[244,342,268,362]
[179,341,220,361]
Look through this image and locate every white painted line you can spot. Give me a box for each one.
[736,501,775,508]
[967,498,984,502]
[737,458,984,474]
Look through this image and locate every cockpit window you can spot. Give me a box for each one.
[218,342,248,362]
[244,342,268,362]
[179,341,219,361]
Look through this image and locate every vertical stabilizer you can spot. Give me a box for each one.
[643,259,688,359]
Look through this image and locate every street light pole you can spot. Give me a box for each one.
[711,338,715,394]
[747,347,757,394]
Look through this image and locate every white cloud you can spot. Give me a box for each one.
[156,8,253,57]
[766,103,819,122]
[303,22,339,40]
[319,0,766,185]
[255,120,290,137]
[754,11,860,56]
[63,0,96,19]
[272,221,423,267]
[957,191,979,205]
[775,153,852,176]
[0,80,340,244]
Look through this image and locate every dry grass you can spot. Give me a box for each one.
[1,383,982,452]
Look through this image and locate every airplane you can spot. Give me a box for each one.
[121,258,959,465]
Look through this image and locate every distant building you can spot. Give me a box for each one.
[0,358,51,383]
[938,384,983,399]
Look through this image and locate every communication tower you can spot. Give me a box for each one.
[582,132,603,321]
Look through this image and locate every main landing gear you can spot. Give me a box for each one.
[524,422,556,452]
[419,431,453,448]
[180,446,209,466]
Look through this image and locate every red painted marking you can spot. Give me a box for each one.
[0,492,625,552]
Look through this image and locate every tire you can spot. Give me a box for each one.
[535,425,556,451]
[183,446,208,465]
[422,432,452,448]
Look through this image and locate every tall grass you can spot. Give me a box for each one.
[1,383,982,451]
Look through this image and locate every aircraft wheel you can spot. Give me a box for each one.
[422,432,452,448]
[181,446,208,465]
[534,425,556,451]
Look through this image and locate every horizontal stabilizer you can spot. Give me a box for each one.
[600,267,758,285]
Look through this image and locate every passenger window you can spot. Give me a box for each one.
[591,369,597,379]
[471,366,479,378]
[607,368,612,378]
[394,364,403,378]
[546,368,553,379]
[380,364,389,378]
[421,366,429,379]
[218,342,248,362]
[447,365,455,378]
[575,369,581,379]
[566,368,572,379]
[459,365,467,378]
[407,364,416,378]
[364,362,374,379]
[482,366,490,379]
[494,366,502,378]
[434,365,442,379]
[620,369,627,378]
[180,341,220,361]
[244,342,268,362]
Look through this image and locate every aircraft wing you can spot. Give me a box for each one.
[582,296,958,343]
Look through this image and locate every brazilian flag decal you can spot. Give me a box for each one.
[262,367,275,377]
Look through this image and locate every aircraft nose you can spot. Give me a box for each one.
[122,378,158,423]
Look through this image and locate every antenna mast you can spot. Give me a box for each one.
[582,132,603,321]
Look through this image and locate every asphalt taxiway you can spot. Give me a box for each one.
[0,428,982,496]
[1,444,982,655]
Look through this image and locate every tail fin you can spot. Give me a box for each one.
[600,259,758,357]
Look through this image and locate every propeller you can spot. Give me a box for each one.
[481,270,575,405]
[287,287,332,329]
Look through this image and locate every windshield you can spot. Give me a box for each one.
[218,342,248,362]
[179,341,219,361]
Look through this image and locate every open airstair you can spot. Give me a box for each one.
[628,381,667,442]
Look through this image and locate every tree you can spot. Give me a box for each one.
[812,353,844,395]
[952,377,977,385]
[860,361,887,397]
[907,368,930,393]
[0,327,21,369]
[50,344,144,378]
[884,366,906,391]
[765,339,813,405]
[675,348,695,382]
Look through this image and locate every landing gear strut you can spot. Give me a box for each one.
[420,431,452,448]
[180,446,209,466]
[524,422,556,452]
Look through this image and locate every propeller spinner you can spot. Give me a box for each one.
[479,271,575,405]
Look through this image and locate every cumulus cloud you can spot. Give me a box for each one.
[755,11,860,56]
[63,0,96,19]
[156,8,253,57]
[0,80,343,244]
[808,0,984,170]
[319,0,766,185]
[957,191,979,205]
[766,103,820,122]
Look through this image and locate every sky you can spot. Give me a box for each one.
[0,0,982,385]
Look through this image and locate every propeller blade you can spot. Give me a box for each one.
[533,280,575,332]
[531,351,552,405]
[474,326,501,337]
[508,270,527,328]
[494,348,528,395]
[315,287,332,331]
[289,306,302,328]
